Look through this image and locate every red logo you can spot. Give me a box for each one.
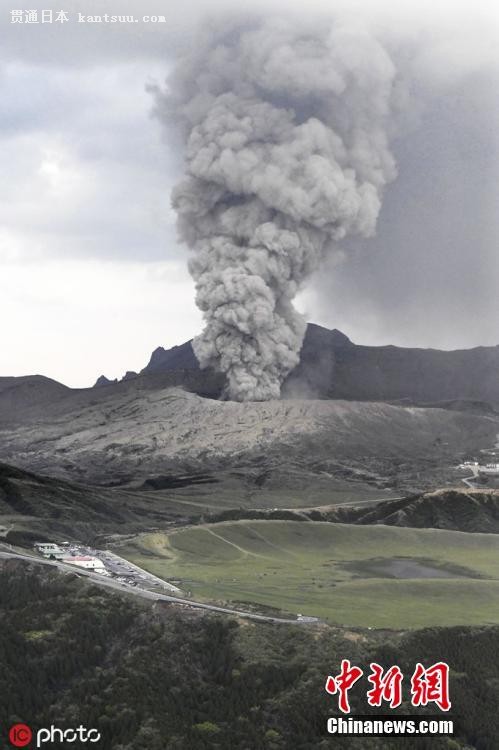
[325,660,452,714]
[367,662,404,709]
[411,661,451,711]
[9,724,32,747]
[325,659,364,714]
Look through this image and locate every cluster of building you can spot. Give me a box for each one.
[459,461,499,476]
[478,463,499,476]
[34,543,109,575]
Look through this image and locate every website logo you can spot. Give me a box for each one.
[9,724,33,747]
[8,724,101,747]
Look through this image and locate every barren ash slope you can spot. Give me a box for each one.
[0,346,498,498]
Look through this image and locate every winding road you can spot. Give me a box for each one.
[0,549,307,625]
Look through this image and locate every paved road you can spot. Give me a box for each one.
[461,465,479,488]
[321,497,402,510]
[0,549,307,625]
[266,496,403,514]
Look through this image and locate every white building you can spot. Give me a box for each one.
[479,464,499,476]
[34,543,65,559]
[62,555,106,572]
[297,614,319,623]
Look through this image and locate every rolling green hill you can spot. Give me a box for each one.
[120,520,499,628]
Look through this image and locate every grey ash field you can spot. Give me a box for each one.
[2,327,499,628]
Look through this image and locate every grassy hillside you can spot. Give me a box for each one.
[120,520,499,628]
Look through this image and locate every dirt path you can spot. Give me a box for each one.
[203,527,272,559]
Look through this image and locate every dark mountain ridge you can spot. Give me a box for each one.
[136,322,499,404]
[0,460,188,544]
[321,488,499,534]
[5,323,499,407]
[0,375,71,421]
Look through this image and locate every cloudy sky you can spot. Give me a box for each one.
[1,0,498,387]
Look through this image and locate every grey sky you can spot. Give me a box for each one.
[1,0,498,386]
[303,66,499,349]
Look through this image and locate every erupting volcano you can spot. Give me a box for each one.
[153,14,398,400]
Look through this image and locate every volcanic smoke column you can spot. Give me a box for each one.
[156,15,398,401]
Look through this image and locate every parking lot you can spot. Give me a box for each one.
[39,542,182,594]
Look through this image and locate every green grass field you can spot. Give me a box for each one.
[119,520,499,628]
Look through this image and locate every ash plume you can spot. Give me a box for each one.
[154,14,398,401]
